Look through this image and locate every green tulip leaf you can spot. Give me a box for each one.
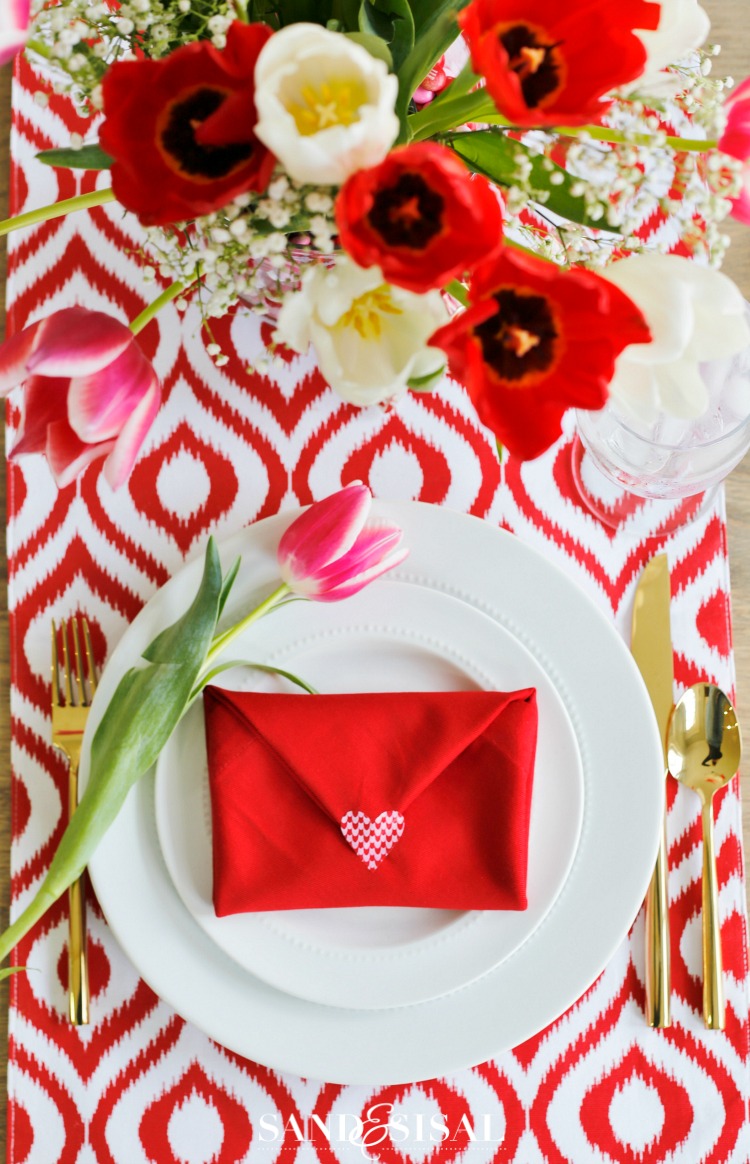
[0,966,31,981]
[445,130,601,229]
[407,0,469,36]
[277,0,334,25]
[0,538,224,967]
[331,0,360,30]
[36,144,113,171]
[395,0,471,136]
[247,0,282,27]
[218,557,242,620]
[344,31,394,67]
[359,0,414,72]
[407,364,446,392]
[442,129,523,182]
[143,539,222,664]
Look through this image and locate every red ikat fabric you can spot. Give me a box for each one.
[4,57,750,1164]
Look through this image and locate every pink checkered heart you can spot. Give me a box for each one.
[340,810,405,871]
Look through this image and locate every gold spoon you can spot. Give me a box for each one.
[667,683,742,1030]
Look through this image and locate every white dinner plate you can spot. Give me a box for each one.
[154,582,583,1009]
[83,502,664,1085]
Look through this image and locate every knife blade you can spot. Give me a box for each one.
[631,553,673,1028]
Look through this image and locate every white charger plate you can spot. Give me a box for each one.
[154,582,583,1009]
[83,502,664,1085]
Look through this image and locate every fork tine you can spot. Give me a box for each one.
[51,619,60,707]
[60,618,74,707]
[82,618,97,697]
[71,617,86,707]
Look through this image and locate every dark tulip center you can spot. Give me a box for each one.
[367,172,445,249]
[474,289,558,382]
[160,87,253,180]
[499,24,563,109]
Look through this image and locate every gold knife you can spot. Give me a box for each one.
[631,554,674,1028]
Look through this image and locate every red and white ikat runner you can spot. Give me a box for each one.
[4,57,750,1164]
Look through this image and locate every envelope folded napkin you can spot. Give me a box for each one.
[204,686,538,914]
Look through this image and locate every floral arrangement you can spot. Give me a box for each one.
[0,482,406,971]
[1,0,750,481]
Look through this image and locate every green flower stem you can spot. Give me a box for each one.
[556,124,718,152]
[504,237,545,261]
[408,91,504,142]
[129,280,189,335]
[24,38,52,60]
[203,583,290,669]
[193,661,318,698]
[0,188,117,237]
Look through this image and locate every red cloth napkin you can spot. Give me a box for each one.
[204,686,538,914]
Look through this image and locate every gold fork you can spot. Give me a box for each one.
[51,616,97,1026]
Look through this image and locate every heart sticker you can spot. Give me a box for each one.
[340,810,405,871]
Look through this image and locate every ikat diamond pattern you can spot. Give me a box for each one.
[4,56,750,1164]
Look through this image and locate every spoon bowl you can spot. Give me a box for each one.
[667,685,741,797]
[667,683,742,1030]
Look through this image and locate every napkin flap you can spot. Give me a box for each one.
[204,686,530,823]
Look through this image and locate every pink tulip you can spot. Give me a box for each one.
[0,0,31,67]
[0,306,161,489]
[277,482,408,601]
[720,76,750,226]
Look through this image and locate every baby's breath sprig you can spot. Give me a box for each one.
[138,169,338,370]
[20,4,745,339]
[498,50,742,271]
[27,0,242,111]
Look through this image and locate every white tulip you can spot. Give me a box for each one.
[602,253,750,423]
[632,0,710,94]
[274,257,448,407]
[253,24,399,186]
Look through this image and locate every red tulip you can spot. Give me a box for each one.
[99,21,275,226]
[459,0,661,128]
[335,141,503,294]
[430,249,652,460]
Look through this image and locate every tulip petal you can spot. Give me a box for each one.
[315,545,410,602]
[68,340,158,441]
[0,0,30,66]
[277,483,371,582]
[604,258,693,363]
[0,33,27,67]
[0,319,43,394]
[102,373,162,489]
[609,359,660,424]
[311,525,405,590]
[655,356,710,419]
[5,0,30,30]
[731,181,750,226]
[636,0,710,75]
[45,420,115,489]
[688,306,750,362]
[26,307,133,378]
[10,374,70,456]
